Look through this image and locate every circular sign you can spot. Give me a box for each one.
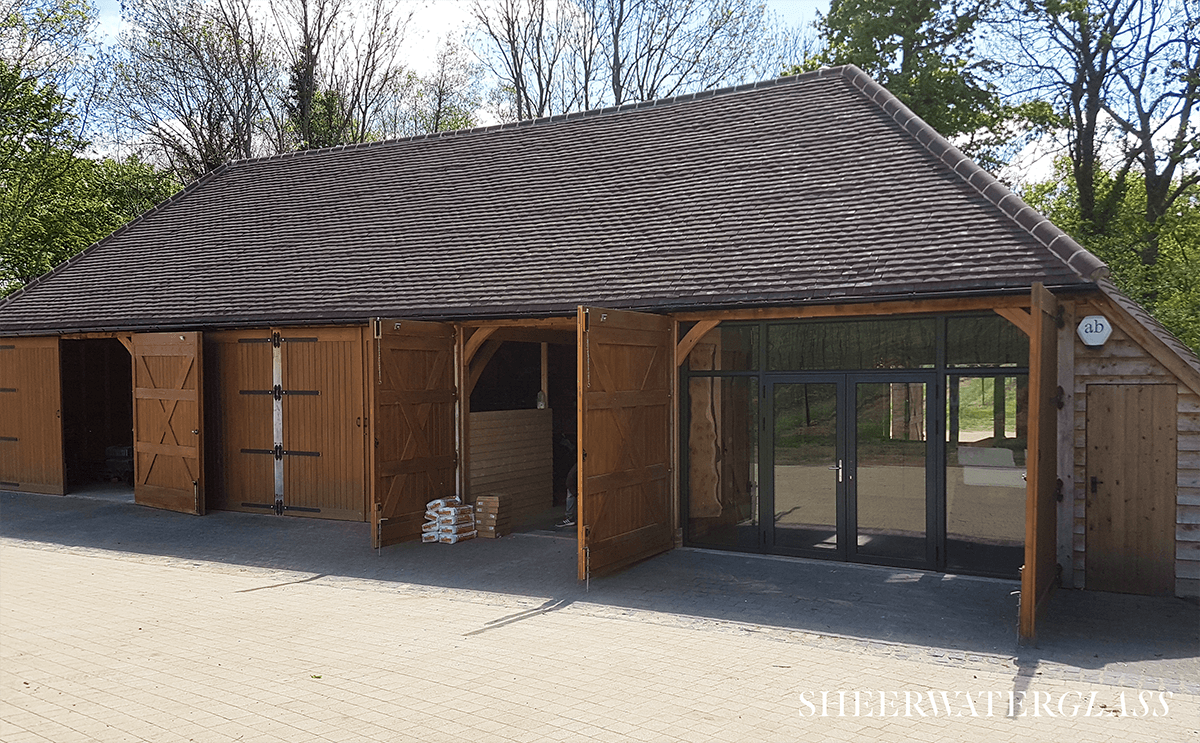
[1077,315,1112,347]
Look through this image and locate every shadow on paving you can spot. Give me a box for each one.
[3,491,1197,685]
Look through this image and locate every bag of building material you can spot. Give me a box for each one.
[437,510,475,526]
[439,531,476,544]
[421,520,440,533]
[422,532,439,543]
[426,497,461,511]
[440,520,477,536]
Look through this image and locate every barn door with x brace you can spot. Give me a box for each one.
[237,330,323,515]
[132,332,204,514]
[370,319,457,548]
[576,306,674,581]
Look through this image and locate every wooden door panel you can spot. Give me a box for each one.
[372,320,457,548]
[578,306,674,579]
[133,332,203,514]
[1086,384,1176,594]
[282,328,366,520]
[0,337,64,494]
[204,331,274,512]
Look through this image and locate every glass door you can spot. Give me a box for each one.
[767,379,845,558]
[849,379,935,567]
[765,375,935,569]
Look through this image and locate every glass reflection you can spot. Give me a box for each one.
[686,376,758,549]
[773,383,839,552]
[854,382,927,562]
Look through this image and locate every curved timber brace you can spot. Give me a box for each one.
[236,332,322,514]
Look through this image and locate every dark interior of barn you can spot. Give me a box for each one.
[60,338,133,492]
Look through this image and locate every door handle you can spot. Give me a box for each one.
[1090,476,1103,494]
[828,460,843,483]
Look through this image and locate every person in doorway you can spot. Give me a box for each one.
[556,461,578,528]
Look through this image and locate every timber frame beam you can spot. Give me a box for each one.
[675,320,719,367]
[60,331,134,353]
[994,307,1033,337]
[672,295,1031,322]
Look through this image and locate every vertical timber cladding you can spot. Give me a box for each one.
[577,306,674,580]
[370,319,457,548]
[205,330,274,511]
[282,328,366,520]
[1019,284,1060,642]
[1085,384,1177,595]
[0,337,64,494]
[204,327,367,519]
[132,332,204,514]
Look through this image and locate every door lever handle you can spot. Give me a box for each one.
[1090,476,1103,494]
[828,460,843,483]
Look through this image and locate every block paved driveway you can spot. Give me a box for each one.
[2,490,1197,742]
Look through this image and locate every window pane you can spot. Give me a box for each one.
[854,382,928,562]
[773,382,839,552]
[945,375,1028,577]
[687,324,758,371]
[686,376,759,549]
[767,319,936,371]
[947,315,1029,368]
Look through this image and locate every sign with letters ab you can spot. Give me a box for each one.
[1077,315,1112,347]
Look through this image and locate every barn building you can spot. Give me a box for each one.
[2,65,1197,641]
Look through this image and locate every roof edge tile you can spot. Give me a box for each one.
[835,64,1109,284]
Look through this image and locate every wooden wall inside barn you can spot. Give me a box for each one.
[1068,300,1200,598]
[468,408,553,526]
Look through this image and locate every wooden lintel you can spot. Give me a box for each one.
[486,327,577,346]
[994,307,1033,337]
[59,331,134,354]
[671,295,1031,323]
[467,339,503,397]
[675,320,720,367]
[463,327,496,366]
[462,317,576,330]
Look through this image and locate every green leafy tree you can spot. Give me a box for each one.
[797,0,1053,169]
[0,58,176,294]
[0,57,83,290]
[1024,161,1200,351]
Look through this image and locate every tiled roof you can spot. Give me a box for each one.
[0,65,1105,334]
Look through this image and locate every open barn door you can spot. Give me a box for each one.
[371,319,457,548]
[577,307,674,580]
[1019,284,1059,642]
[0,337,64,494]
[132,332,204,514]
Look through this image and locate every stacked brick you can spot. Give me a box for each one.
[421,497,476,544]
[474,495,510,539]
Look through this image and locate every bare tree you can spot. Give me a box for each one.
[272,0,411,148]
[472,0,799,120]
[998,0,1199,260]
[471,0,572,120]
[109,0,281,179]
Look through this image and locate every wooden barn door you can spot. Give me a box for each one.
[281,328,366,520]
[577,306,674,580]
[132,332,204,514]
[1019,284,1058,641]
[0,337,64,494]
[371,319,457,548]
[1086,384,1176,595]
